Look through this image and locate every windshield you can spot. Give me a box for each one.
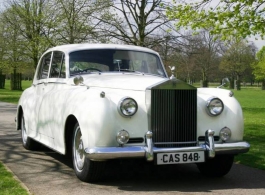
[69,49,166,77]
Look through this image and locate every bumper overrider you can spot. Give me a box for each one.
[85,130,250,161]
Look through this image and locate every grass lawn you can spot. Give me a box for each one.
[233,88,265,170]
[0,162,29,195]
[0,80,32,104]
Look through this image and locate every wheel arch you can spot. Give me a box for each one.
[64,115,78,156]
[16,106,23,130]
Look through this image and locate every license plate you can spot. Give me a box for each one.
[157,151,205,165]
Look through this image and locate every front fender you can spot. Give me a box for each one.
[64,87,148,150]
[197,88,244,141]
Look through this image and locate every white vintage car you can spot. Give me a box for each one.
[16,44,250,182]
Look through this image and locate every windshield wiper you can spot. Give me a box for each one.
[119,69,144,75]
[70,71,99,76]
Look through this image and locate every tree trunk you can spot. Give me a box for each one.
[201,71,208,87]
[229,77,234,89]
[200,80,208,87]
[0,70,5,89]
[235,74,241,90]
[10,69,22,90]
[234,80,241,90]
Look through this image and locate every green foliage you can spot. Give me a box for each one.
[167,0,265,40]
[252,46,265,81]
[0,0,50,71]
[0,0,113,72]
[0,162,29,195]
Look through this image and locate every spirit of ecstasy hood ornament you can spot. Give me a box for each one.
[168,66,176,80]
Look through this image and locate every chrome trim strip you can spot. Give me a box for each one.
[154,141,198,145]
[152,146,204,153]
[85,146,145,160]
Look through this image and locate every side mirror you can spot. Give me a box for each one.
[74,75,84,85]
[218,78,230,88]
[73,76,89,89]
[222,78,230,87]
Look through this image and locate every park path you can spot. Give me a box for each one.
[0,101,265,195]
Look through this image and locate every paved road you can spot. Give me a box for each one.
[0,101,265,195]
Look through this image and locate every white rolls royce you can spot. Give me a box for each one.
[16,44,250,182]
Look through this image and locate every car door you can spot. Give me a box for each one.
[31,52,53,145]
[37,51,66,148]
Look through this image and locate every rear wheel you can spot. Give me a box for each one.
[21,113,40,150]
[72,123,105,182]
[197,155,234,177]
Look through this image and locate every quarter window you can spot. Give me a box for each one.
[38,52,52,80]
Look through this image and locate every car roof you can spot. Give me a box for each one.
[45,43,158,55]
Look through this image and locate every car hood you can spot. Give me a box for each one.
[76,73,167,91]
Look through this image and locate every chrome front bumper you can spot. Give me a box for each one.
[85,130,250,161]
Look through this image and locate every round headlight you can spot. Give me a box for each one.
[219,127,231,142]
[116,130,130,145]
[118,97,138,117]
[206,97,224,116]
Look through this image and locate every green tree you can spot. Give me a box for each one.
[252,46,265,90]
[191,31,221,87]
[0,8,31,90]
[165,30,221,86]
[3,0,53,69]
[167,0,265,40]
[0,15,6,88]
[220,40,256,90]
[52,0,111,44]
[101,0,175,47]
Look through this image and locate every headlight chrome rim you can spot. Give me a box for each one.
[118,97,138,117]
[116,129,130,145]
[219,127,232,142]
[206,97,224,116]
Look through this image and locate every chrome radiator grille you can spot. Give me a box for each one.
[151,89,197,148]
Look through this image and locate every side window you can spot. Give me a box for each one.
[50,51,66,78]
[38,52,52,80]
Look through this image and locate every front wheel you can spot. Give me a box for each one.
[72,123,105,182]
[21,113,40,150]
[197,155,234,177]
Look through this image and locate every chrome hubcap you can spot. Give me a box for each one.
[74,126,85,171]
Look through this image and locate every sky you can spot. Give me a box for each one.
[250,38,265,50]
